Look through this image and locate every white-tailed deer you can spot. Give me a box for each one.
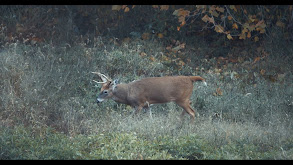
[92,72,207,123]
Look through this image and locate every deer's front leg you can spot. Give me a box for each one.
[131,105,143,117]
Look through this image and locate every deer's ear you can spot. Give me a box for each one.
[111,79,119,90]
[113,79,119,84]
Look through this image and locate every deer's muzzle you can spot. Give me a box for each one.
[96,98,104,104]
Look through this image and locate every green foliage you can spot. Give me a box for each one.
[0,126,173,160]
[2,5,293,47]
[154,135,208,159]
[82,133,173,159]
[0,126,82,159]
[111,5,293,42]
[2,126,291,160]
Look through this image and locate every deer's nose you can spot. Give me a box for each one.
[97,98,104,103]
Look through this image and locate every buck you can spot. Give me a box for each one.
[92,72,207,122]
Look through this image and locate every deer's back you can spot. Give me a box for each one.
[127,76,194,104]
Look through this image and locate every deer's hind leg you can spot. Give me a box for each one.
[176,99,195,123]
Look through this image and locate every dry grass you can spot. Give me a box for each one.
[1,37,293,159]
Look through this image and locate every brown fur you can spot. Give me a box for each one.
[93,73,206,123]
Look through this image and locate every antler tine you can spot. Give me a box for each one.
[92,80,105,84]
[91,72,111,83]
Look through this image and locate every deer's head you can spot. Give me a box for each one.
[92,72,118,103]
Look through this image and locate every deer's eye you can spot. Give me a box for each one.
[103,90,108,94]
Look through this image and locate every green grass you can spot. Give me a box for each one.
[0,126,173,160]
[1,125,292,159]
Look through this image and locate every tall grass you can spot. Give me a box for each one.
[1,37,293,159]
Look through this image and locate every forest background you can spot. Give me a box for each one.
[1,5,293,159]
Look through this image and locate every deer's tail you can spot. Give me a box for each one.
[189,76,207,86]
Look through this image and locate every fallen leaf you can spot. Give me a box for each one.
[232,23,238,29]
[263,75,277,82]
[229,58,238,63]
[213,87,223,96]
[216,7,225,13]
[141,33,150,40]
[216,88,223,95]
[253,57,261,63]
[227,34,233,40]
[214,68,222,73]
[157,33,164,38]
[122,37,131,43]
[227,15,233,20]
[260,69,265,75]
[152,5,159,9]
[140,52,147,57]
[276,20,285,28]
[254,36,259,42]
[248,15,256,23]
[175,8,190,17]
[215,25,224,33]
[178,16,185,23]
[149,56,155,62]
[160,5,169,10]
[247,31,251,38]
[172,45,181,52]
[112,5,121,11]
[229,5,237,12]
[202,14,214,24]
[124,7,130,12]
[180,20,186,27]
[242,28,248,33]
[255,20,264,27]
[211,10,219,17]
[161,55,170,61]
[179,43,185,49]
[239,32,246,40]
[172,9,179,15]
[177,60,185,66]
[166,45,172,51]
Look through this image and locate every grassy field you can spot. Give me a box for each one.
[1,36,293,159]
